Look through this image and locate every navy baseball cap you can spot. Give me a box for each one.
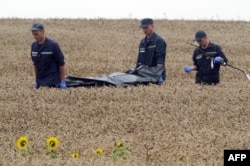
[194,30,207,41]
[139,18,153,28]
[31,23,44,31]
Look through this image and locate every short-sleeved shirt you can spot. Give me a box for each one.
[192,42,228,84]
[31,38,65,86]
[137,32,167,80]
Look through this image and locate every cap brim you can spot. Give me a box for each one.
[193,38,202,42]
[31,28,40,31]
[139,24,149,28]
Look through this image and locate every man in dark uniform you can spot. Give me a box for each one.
[137,18,167,84]
[184,30,228,85]
[30,23,66,89]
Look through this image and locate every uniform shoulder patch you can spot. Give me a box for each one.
[196,54,203,60]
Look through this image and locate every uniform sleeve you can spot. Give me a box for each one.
[136,41,143,67]
[31,44,36,65]
[53,42,65,66]
[192,49,199,70]
[156,39,166,65]
[216,45,228,63]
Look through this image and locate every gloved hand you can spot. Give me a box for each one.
[125,67,136,74]
[184,66,192,73]
[157,75,163,85]
[214,56,222,64]
[59,81,67,89]
[34,81,40,89]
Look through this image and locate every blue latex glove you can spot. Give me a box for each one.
[184,66,192,73]
[34,81,40,89]
[214,56,222,64]
[157,75,163,85]
[59,81,67,89]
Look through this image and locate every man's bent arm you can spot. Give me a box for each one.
[34,66,37,80]
[191,65,197,71]
[59,65,66,81]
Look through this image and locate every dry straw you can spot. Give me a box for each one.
[0,19,249,165]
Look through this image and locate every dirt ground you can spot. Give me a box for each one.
[0,19,249,166]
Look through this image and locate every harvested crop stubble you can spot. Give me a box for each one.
[0,19,249,166]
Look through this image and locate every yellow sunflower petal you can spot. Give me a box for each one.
[46,136,59,150]
[95,148,103,155]
[16,136,29,151]
[71,152,80,158]
[116,141,123,147]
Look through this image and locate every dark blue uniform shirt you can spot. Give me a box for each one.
[193,42,228,84]
[137,32,167,80]
[31,38,65,86]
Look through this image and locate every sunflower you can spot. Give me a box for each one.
[71,152,80,158]
[16,136,29,151]
[46,136,59,150]
[116,141,123,147]
[95,148,103,155]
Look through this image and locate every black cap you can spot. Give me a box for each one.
[194,30,207,41]
[31,23,44,31]
[139,18,153,28]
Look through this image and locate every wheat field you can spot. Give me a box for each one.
[0,19,249,166]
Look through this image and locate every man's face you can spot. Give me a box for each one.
[142,24,154,36]
[32,30,44,42]
[197,37,208,47]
